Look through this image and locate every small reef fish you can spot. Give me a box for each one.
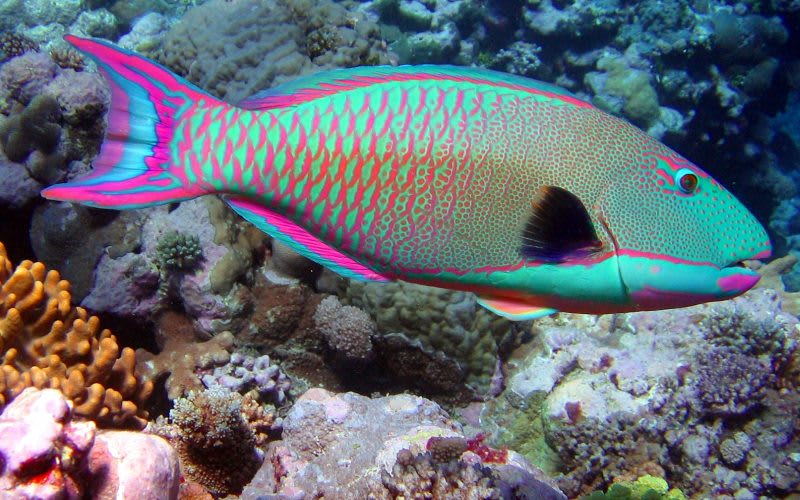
[43,36,772,320]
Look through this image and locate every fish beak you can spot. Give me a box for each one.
[715,264,762,297]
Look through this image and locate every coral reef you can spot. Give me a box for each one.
[484,287,800,497]
[0,50,108,209]
[155,231,203,272]
[155,0,391,103]
[136,311,235,400]
[0,241,153,428]
[370,0,482,64]
[200,350,292,406]
[313,295,376,365]
[694,347,770,416]
[44,197,268,333]
[242,388,565,499]
[344,280,516,397]
[584,475,686,500]
[0,32,38,63]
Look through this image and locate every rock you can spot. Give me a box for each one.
[86,431,181,500]
[0,388,96,499]
[242,388,565,499]
[0,388,180,500]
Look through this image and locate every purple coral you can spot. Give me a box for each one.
[201,351,291,405]
[695,347,770,417]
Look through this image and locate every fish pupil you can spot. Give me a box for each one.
[679,173,698,193]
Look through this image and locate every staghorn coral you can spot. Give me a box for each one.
[0,241,152,428]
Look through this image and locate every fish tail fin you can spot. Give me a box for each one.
[42,35,223,209]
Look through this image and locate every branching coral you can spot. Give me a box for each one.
[0,242,152,428]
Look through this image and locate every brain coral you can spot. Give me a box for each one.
[0,242,152,428]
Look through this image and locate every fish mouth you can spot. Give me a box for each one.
[716,260,765,296]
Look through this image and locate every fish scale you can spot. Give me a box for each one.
[43,36,772,319]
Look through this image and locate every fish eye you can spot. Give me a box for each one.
[676,169,698,194]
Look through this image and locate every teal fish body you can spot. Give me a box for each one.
[43,37,771,320]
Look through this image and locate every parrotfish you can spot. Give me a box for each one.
[43,36,772,320]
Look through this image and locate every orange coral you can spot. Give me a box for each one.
[0,242,152,428]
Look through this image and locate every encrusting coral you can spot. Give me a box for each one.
[0,241,152,428]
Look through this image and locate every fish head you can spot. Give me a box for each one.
[596,147,771,310]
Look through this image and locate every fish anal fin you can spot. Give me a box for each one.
[224,196,390,282]
[477,295,557,320]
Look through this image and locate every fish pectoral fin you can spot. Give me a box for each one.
[224,196,391,282]
[476,295,557,321]
[520,185,603,263]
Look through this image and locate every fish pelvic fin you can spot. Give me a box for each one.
[476,295,557,321]
[42,35,222,209]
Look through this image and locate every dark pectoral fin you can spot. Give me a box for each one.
[520,185,603,262]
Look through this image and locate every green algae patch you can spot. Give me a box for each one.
[582,475,687,500]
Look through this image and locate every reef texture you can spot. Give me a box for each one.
[136,310,235,400]
[476,286,800,498]
[0,241,152,428]
[0,50,109,209]
[242,388,566,499]
[152,386,275,498]
[156,0,391,103]
[344,280,517,399]
[0,387,180,500]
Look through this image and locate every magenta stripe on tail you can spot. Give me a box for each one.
[42,36,222,209]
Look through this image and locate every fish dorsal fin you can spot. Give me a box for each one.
[477,295,557,320]
[238,65,589,110]
[224,197,390,282]
[520,186,603,263]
